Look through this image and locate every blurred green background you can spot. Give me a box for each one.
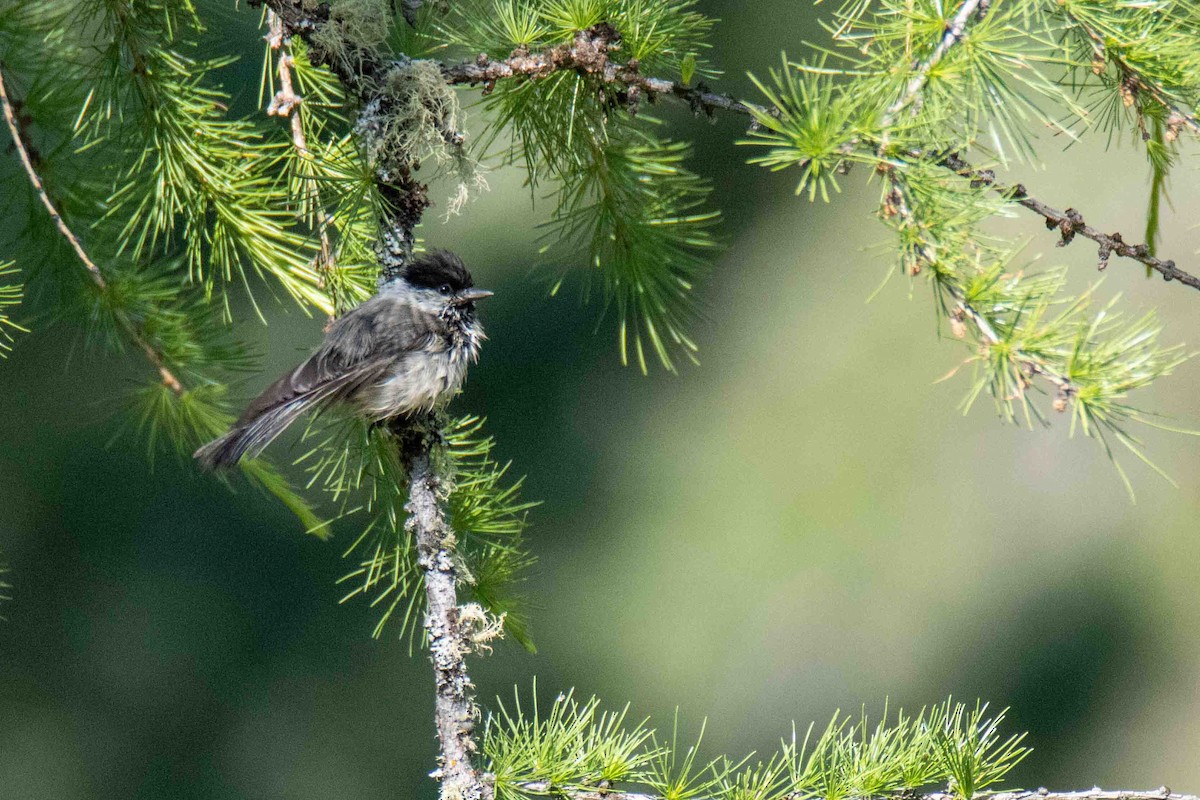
[3,2,1200,798]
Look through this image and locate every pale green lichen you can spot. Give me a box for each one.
[311,0,392,65]
[357,59,487,216]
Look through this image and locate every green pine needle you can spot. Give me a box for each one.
[543,130,719,373]
[301,415,537,647]
[483,694,1030,800]
[0,261,27,358]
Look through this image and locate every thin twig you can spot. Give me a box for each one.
[1063,11,1200,136]
[440,26,763,118]
[0,65,184,395]
[870,1,1075,403]
[942,153,1200,290]
[266,10,340,320]
[887,179,1077,405]
[879,0,986,132]
[1,66,105,288]
[254,0,429,278]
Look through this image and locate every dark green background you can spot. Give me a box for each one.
[3,2,1200,797]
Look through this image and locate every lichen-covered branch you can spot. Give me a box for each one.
[440,26,760,117]
[397,421,490,800]
[0,65,184,395]
[254,0,431,272]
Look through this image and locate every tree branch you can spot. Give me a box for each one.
[256,2,1199,291]
[439,17,1199,290]
[886,177,1079,407]
[440,26,762,118]
[0,64,184,395]
[397,420,490,800]
[1061,9,1200,137]
[253,0,429,276]
[1,67,104,287]
[879,0,986,132]
[941,153,1200,289]
[253,5,488,797]
[872,0,1078,405]
[235,6,1194,793]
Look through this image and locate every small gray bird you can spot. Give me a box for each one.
[194,250,492,469]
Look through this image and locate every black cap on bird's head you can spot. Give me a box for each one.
[399,250,493,305]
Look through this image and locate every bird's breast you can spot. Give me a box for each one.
[354,337,477,419]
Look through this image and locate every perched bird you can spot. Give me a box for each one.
[194,250,492,469]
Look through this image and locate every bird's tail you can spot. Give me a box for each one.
[193,394,319,470]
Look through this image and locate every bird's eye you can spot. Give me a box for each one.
[439,284,452,295]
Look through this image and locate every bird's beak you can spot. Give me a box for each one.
[455,288,494,304]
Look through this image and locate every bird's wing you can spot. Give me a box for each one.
[235,295,440,426]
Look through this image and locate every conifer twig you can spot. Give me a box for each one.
[886,179,1078,407]
[941,153,1200,289]
[442,13,1200,291]
[878,0,986,133]
[265,10,340,320]
[255,1,1198,291]
[0,66,104,287]
[0,65,184,395]
[871,1,1077,404]
[1061,9,1200,136]
[440,26,762,117]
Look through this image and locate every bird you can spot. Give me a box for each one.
[194,250,492,469]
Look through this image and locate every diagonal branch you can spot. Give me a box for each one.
[941,153,1200,290]
[439,18,1199,291]
[878,0,986,132]
[1,67,104,286]
[252,0,430,276]
[257,2,1199,292]
[1062,9,1200,137]
[0,64,184,395]
[869,0,1079,406]
[885,176,1079,407]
